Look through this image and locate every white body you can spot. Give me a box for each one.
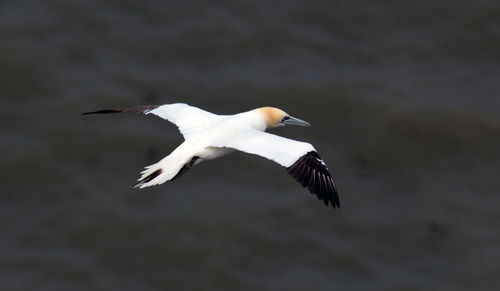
[137,103,315,188]
[85,102,340,208]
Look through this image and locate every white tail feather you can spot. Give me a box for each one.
[133,141,199,189]
[134,162,165,189]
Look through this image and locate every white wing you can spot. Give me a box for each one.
[145,103,221,139]
[211,129,340,208]
[83,103,220,139]
[211,129,315,167]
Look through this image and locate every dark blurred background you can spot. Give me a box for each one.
[1,0,500,290]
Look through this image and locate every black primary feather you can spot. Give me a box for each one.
[287,151,340,208]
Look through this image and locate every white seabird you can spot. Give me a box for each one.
[83,103,340,208]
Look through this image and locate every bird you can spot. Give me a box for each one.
[83,103,340,208]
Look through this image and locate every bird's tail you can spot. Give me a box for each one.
[133,160,170,189]
[133,142,199,189]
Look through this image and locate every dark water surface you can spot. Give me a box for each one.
[1,0,500,290]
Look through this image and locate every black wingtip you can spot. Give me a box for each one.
[287,151,341,209]
[82,109,123,115]
[82,105,160,116]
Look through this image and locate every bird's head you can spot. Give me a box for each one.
[258,107,311,129]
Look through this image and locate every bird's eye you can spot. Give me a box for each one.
[281,116,290,122]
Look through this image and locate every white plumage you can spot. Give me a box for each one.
[83,103,340,208]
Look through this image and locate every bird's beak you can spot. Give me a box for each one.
[284,116,311,127]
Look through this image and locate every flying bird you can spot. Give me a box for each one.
[83,103,340,208]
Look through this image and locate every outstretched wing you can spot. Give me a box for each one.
[287,151,340,208]
[211,130,340,208]
[83,103,220,139]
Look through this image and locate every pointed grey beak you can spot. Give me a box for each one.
[283,116,311,127]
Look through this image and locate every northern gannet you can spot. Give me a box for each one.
[83,103,340,208]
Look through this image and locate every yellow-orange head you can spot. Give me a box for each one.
[257,107,310,129]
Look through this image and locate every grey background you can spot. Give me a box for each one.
[1,0,499,290]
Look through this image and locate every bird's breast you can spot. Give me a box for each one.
[197,147,234,161]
